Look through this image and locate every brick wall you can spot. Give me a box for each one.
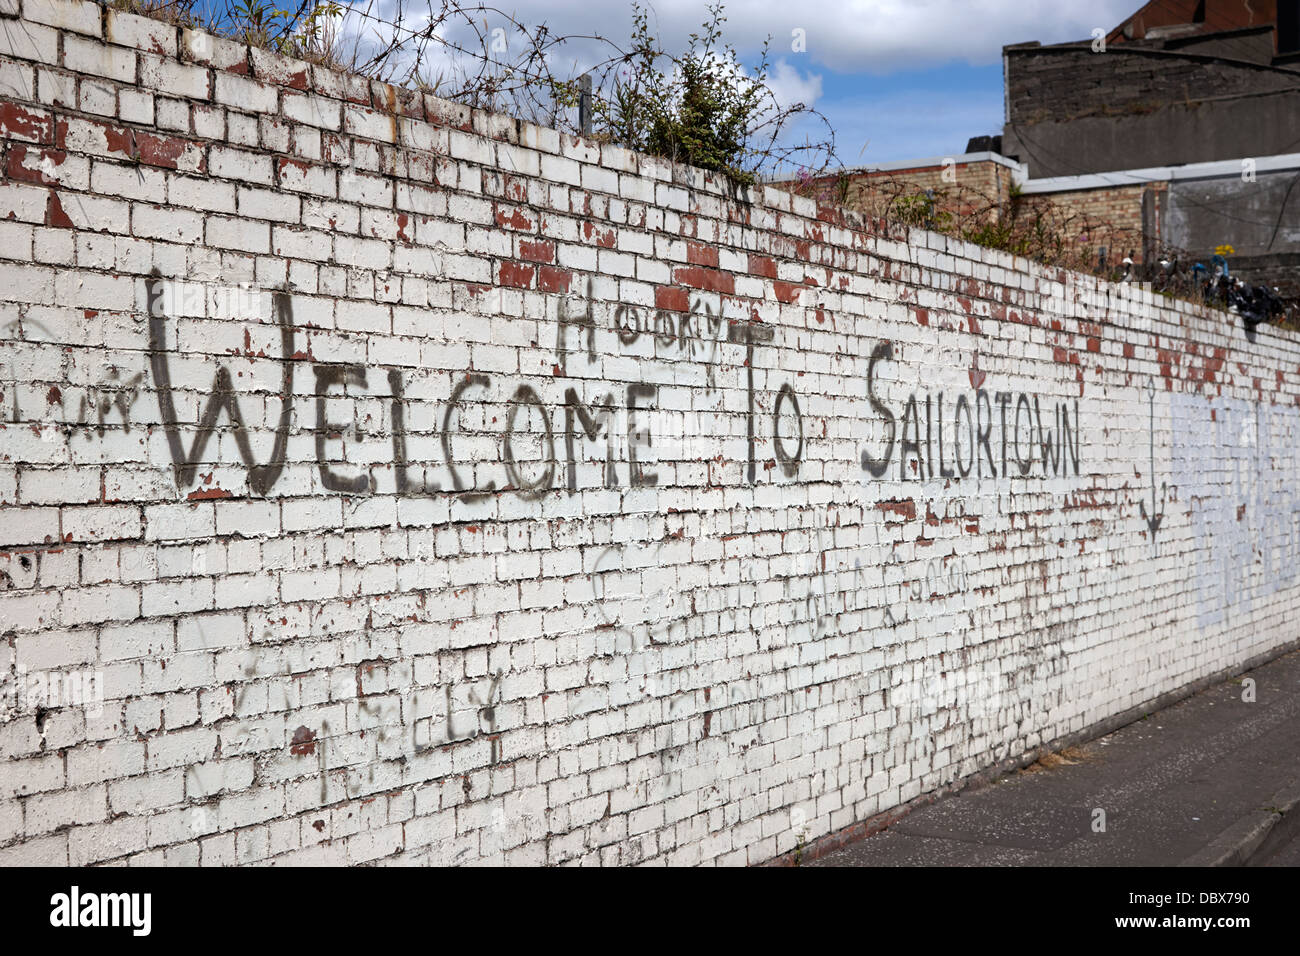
[1005,44,1297,128]
[800,159,1014,223]
[1002,45,1300,177]
[3,0,1300,866]
[1032,183,1157,264]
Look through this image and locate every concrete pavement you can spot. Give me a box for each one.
[807,648,1300,867]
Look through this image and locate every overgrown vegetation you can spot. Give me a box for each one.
[554,4,783,186]
[793,171,1296,327]
[112,1,835,186]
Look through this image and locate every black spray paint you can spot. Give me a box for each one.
[861,339,1080,481]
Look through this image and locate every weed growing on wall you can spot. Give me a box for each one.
[554,4,777,186]
[790,171,1296,328]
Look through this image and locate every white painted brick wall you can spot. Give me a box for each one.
[1,0,1298,867]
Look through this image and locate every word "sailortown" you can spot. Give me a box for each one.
[860,342,1081,481]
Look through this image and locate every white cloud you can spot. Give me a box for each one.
[766,58,822,110]
[716,0,1140,73]
[349,0,1136,77]
[357,1,1136,71]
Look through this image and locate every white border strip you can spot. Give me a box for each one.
[1019,152,1300,193]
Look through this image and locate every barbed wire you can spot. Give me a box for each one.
[105,1,837,178]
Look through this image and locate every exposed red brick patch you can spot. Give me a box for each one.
[773,280,802,305]
[138,132,202,171]
[686,241,718,267]
[503,175,528,203]
[495,205,536,232]
[498,261,535,289]
[187,487,233,500]
[5,146,67,186]
[538,265,571,292]
[519,239,555,263]
[290,725,317,756]
[0,103,53,143]
[655,286,690,312]
[45,191,74,229]
[582,221,616,248]
[815,202,840,224]
[875,498,916,520]
[672,266,734,295]
[748,254,778,279]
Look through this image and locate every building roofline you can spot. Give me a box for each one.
[761,151,1023,185]
[834,151,1024,176]
[766,151,1300,195]
[1018,152,1300,193]
[1001,37,1300,76]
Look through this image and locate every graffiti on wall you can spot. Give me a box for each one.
[136,274,807,500]
[1170,392,1300,627]
[860,341,1081,482]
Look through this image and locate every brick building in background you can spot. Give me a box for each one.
[790,0,1300,295]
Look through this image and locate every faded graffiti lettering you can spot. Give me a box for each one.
[861,340,1080,481]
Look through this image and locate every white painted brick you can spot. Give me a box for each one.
[133,202,204,243]
[91,159,166,201]
[214,72,277,114]
[206,214,270,253]
[344,104,397,143]
[168,173,236,212]
[2,3,1298,873]
[105,8,177,57]
[78,79,116,116]
[24,0,101,36]
[63,33,136,83]
[0,18,58,64]
[237,185,300,222]
[210,145,274,185]
[0,181,48,223]
[139,52,209,100]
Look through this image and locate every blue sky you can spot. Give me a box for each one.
[195,0,1139,166]
[795,62,1007,165]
